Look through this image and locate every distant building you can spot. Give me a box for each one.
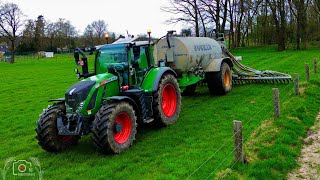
[0,45,10,61]
[0,45,9,54]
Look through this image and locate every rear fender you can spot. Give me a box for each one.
[204,58,233,72]
[141,67,177,92]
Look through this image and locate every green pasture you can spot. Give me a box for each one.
[0,46,319,179]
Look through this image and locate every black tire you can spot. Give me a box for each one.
[92,102,137,154]
[153,73,181,126]
[182,83,197,96]
[205,62,232,95]
[36,103,79,152]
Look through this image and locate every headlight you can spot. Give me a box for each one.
[66,103,73,113]
[76,101,85,113]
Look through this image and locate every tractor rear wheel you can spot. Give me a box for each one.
[92,102,137,154]
[205,62,232,95]
[182,83,197,96]
[153,73,181,126]
[36,103,79,152]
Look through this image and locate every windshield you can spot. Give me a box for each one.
[95,44,128,74]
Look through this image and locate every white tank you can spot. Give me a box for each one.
[154,36,225,73]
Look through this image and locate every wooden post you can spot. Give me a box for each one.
[306,64,310,81]
[233,120,243,163]
[314,58,318,74]
[294,73,300,95]
[273,88,280,118]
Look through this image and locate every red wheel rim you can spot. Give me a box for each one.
[113,112,132,144]
[161,83,177,117]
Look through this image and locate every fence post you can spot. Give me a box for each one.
[233,120,244,163]
[273,88,280,118]
[314,58,318,74]
[306,64,310,81]
[294,73,300,95]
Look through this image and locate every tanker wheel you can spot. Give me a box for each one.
[36,103,79,152]
[153,73,181,126]
[205,62,232,95]
[92,102,137,154]
[182,83,197,96]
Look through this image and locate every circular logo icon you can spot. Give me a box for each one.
[18,164,26,172]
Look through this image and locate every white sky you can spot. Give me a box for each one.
[7,0,183,37]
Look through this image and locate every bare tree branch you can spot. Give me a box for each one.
[0,2,24,63]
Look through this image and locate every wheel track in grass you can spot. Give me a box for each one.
[288,112,320,180]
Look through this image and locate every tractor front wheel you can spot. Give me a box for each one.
[92,102,137,154]
[153,73,181,126]
[36,103,79,152]
[205,62,232,95]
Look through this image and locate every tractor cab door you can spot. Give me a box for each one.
[95,44,130,87]
[130,45,150,86]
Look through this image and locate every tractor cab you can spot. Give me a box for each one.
[95,41,154,89]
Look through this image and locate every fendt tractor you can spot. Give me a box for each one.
[36,30,291,154]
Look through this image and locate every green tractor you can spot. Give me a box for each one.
[36,38,181,154]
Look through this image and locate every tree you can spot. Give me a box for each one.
[200,0,224,34]
[34,15,45,51]
[313,0,320,14]
[91,20,107,40]
[83,20,107,45]
[54,18,77,50]
[83,24,94,46]
[289,0,310,49]
[162,0,202,37]
[18,19,35,52]
[180,28,192,36]
[45,21,57,51]
[0,3,24,63]
[267,0,288,51]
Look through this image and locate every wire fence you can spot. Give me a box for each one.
[1,51,77,62]
[187,58,316,179]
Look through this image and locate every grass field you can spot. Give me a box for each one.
[0,46,319,179]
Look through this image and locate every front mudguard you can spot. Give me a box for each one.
[141,67,177,92]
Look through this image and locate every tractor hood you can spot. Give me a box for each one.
[65,73,119,114]
[65,81,95,110]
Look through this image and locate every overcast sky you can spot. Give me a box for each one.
[7,0,183,37]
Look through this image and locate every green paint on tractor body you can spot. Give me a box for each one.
[75,73,120,116]
[141,67,163,92]
[178,73,203,91]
